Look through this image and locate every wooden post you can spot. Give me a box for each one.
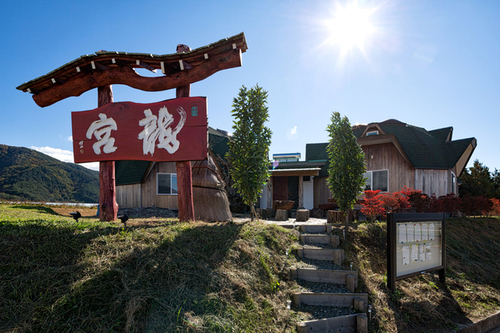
[298,175,304,208]
[98,85,118,222]
[176,44,195,222]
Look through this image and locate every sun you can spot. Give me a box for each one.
[324,1,376,56]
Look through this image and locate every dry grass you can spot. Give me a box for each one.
[345,217,500,332]
[0,204,302,332]
[3,203,499,332]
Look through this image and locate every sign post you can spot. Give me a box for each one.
[175,44,195,222]
[97,85,118,221]
[17,33,247,222]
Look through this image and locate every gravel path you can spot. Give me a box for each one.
[294,304,357,320]
[297,280,352,294]
[294,257,346,271]
[118,207,176,218]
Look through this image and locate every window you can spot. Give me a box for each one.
[451,172,456,193]
[366,130,379,136]
[157,173,178,195]
[363,170,388,192]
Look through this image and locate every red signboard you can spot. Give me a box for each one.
[72,97,207,163]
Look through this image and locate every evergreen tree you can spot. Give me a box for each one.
[326,112,366,225]
[227,85,272,220]
[459,160,494,198]
[492,169,500,199]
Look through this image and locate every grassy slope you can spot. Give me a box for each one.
[0,204,302,332]
[1,204,499,332]
[347,217,500,333]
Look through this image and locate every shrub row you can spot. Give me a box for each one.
[361,187,500,221]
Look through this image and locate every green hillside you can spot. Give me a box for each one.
[0,145,99,203]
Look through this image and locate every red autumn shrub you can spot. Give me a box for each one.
[490,198,500,216]
[381,191,410,214]
[361,190,385,222]
[401,186,429,212]
[461,195,492,216]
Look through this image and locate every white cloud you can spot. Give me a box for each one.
[30,146,99,171]
[31,146,73,162]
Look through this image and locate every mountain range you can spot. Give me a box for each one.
[0,144,99,203]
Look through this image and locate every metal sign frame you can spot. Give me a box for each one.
[387,212,446,291]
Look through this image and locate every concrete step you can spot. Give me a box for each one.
[291,268,358,292]
[300,234,339,247]
[292,292,368,311]
[300,224,328,234]
[296,313,368,333]
[296,247,344,266]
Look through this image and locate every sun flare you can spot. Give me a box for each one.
[325,1,376,55]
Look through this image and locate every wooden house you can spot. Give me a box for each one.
[115,127,230,210]
[260,119,476,210]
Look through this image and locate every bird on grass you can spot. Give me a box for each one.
[69,211,81,222]
[118,214,129,227]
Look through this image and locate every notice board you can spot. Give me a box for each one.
[387,213,446,291]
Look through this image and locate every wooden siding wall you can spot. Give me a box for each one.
[141,162,179,209]
[363,143,415,193]
[414,169,452,197]
[314,176,332,208]
[116,184,141,208]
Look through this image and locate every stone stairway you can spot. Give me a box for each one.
[291,223,369,333]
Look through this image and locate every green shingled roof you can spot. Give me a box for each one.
[116,127,229,186]
[375,122,475,169]
[306,119,476,173]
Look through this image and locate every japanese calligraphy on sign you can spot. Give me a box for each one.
[71,97,207,163]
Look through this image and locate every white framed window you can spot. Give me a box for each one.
[366,130,379,136]
[157,173,178,195]
[363,170,389,192]
[451,172,456,193]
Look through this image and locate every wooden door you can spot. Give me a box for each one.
[273,176,288,201]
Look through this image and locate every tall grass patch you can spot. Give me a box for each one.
[0,204,300,332]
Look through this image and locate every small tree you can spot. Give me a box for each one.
[227,85,272,220]
[326,112,366,226]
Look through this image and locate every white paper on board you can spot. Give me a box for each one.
[419,244,425,261]
[414,223,422,242]
[425,244,432,261]
[407,224,414,242]
[399,223,407,243]
[429,223,435,240]
[411,245,419,263]
[402,245,410,265]
[422,223,428,241]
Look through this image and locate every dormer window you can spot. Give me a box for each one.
[366,130,379,136]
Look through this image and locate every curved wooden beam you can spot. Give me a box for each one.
[33,49,242,107]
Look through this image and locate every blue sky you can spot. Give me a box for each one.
[1,0,499,173]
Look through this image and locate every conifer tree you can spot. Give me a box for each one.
[227,85,272,220]
[327,112,365,225]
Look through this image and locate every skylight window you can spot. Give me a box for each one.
[366,130,379,136]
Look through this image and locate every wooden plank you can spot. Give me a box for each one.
[293,292,368,307]
[297,248,344,265]
[292,268,358,285]
[32,49,242,107]
[71,97,208,163]
[116,184,141,208]
[175,45,195,223]
[98,85,118,222]
[297,315,359,333]
[177,160,194,222]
